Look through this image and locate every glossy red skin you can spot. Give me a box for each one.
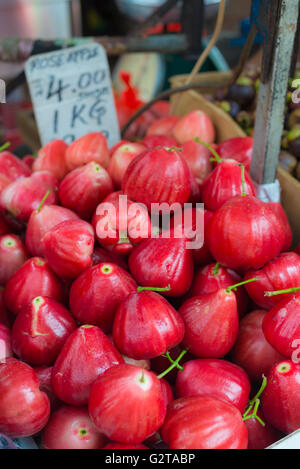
[217,137,253,172]
[193,210,214,266]
[59,162,113,220]
[244,252,300,309]
[4,257,64,315]
[65,132,109,171]
[0,358,50,437]
[41,219,94,279]
[175,359,250,413]
[262,292,300,358]
[160,377,174,407]
[231,310,284,382]
[172,110,215,145]
[0,151,31,181]
[89,364,166,444]
[31,170,59,191]
[94,191,151,255]
[113,290,185,359]
[269,202,292,251]
[178,289,239,358]
[245,409,282,449]
[161,396,248,449]
[189,263,249,318]
[261,360,300,433]
[0,323,13,360]
[42,406,107,449]
[129,237,194,297]
[180,139,213,182]
[12,296,77,365]
[122,148,191,211]
[201,160,256,211]
[34,366,61,410]
[52,325,123,405]
[69,263,137,332]
[108,142,146,188]
[0,176,57,222]
[141,134,178,149]
[33,139,68,180]
[207,195,285,271]
[103,443,148,449]
[0,234,28,285]
[26,204,79,257]
[0,287,11,326]
[146,116,180,138]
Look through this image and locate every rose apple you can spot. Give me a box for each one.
[261,361,300,434]
[129,237,194,297]
[11,296,77,365]
[231,310,284,382]
[172,110,215,144]
[4,257,64,315]
[26,204,79,257]
[0,234,28,285]
[207,195,285,271]
[175,359,250,413]
[0,358,50,437]
[89,364,166,444]
[33,139,68,180]
[42,406,107,449]
[52,325,123,405]
[65,132,109,171]
[122,147,191,210]
[41,219,94,279]
[244,252,300,309]
[59,162,113,220]
[161,396,248,449]
[113,290,185,359]
[178,289,239,358]
[108,141,146,188]
[69,263,137,332]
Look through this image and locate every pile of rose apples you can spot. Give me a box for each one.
[0,109,300,450]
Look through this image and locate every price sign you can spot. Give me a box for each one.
[25,43,120,147]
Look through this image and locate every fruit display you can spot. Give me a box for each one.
[1,108,300,451]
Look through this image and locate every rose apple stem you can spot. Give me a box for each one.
[37,189,52,213]
[212,262,220,275]
[193,137,223,163]
[167,146,182,152]
[238,164,246,196]
[0,142,11,152]
[137,285,171,293]
[243,375,267,419]
[157,349,188,379]
[264,286,300,297]
[226,277,258,293]
[242,399,266,427]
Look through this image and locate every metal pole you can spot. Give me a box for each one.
[250,0,300,187]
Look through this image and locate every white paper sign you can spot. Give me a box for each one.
[25,43,120,147]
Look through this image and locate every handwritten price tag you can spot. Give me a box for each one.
[25,43,120,147]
